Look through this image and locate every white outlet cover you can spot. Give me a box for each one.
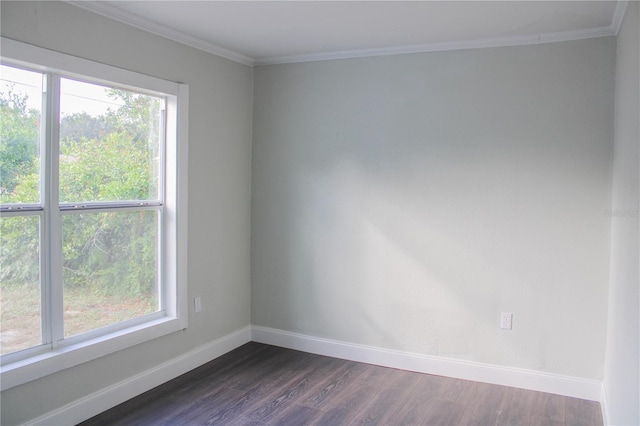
[500,312,513,330]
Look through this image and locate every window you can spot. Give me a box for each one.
[0,39,188,390]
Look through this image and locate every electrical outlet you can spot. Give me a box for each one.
[500,312,513,330]
[194,296,202,313]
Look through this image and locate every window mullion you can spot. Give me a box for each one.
[39,73,50,348]
[159,103,167,312]
[44,73,63,348]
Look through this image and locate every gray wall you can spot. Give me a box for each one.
[1,1,633,423]
[252,38,615,380]
[1,2,253,425]
[604,2,640,424]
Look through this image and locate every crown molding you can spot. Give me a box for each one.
[255,25,617,65]
[611,0,629,35]
[64,1,255,66]
[65,1,623,67]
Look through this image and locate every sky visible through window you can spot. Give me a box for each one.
[1,64,124,117]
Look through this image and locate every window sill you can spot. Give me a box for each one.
[0,315,186,391]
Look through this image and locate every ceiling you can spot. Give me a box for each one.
[70,1,626,66]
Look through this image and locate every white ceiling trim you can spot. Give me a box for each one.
[67,1,625,68]
[611,0,629,35]
[66,1,255,66]
[255,26,617,66]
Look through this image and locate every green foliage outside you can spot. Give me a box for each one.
[0,89,41,287]
[0,89,40,202]
[0,86,161,299]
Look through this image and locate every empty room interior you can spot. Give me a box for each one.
[0,1,638,425]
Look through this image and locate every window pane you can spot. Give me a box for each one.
[0,215,41,354]
[0,65,42,205]
[62,210,160,338]
[59,79,161,203]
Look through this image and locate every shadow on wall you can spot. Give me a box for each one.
[252,42,613,378]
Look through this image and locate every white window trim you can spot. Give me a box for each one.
[0,38,189,391]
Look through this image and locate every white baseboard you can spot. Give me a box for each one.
[25,325,604,425]
[600,384,610,426]
[27,326,252,426]
[252,326,603,402]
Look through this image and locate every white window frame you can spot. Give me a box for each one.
[0,38,189,391]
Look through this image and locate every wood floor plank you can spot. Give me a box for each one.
[565,397,604,426]
[147,343,279,418]
[79,343,604,426]
[108,399,184,426]
[420,398,466,425]
[306,363,396,424]
[226,415,266,426]
[531,391,566,423]
[386,370,449,425]
[458,381,508,426]
[529,416,565,426]
[79,343,272,426]
[298,361,368,409]
[202,352,316,425]
[351,369,424,425]
[264,403,323,426]
[164,353,296,426]
[311,383,378,425]
[223,346,309,392]
[437,377,469,403]
[153,388,244,426]
[172,342,273,396]
[245,354,345,423]
[495,387,535,426]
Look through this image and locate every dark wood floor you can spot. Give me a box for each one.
[80,342,602,426]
